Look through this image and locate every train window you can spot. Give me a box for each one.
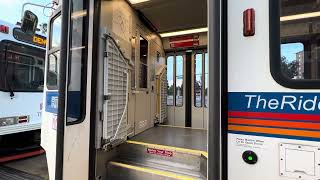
[0,50,44,92]
[204,52,208,107]
[271,0,320,88]
[66,0,89,123]
[131,37,136,89]
[194,53,203,107]
[139,36,148,89]
[47,15,61,90]
[167,56,174,106]
[176,55,184,107]
[47,52,60,89]
[50,16,61,50]
[0,41,45,92]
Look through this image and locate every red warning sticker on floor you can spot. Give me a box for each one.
[147,148,173,157]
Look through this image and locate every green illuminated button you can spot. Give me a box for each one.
[242,150,258,165]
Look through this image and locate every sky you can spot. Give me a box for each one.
[0,0,52,27]
[167,53,208,87]
[281,43,304,62]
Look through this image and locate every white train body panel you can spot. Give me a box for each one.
[228,0,320,179]
[0,92,42,135]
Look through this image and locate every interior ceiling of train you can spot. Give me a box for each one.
[281,0,319,16]
[129,0,207,33]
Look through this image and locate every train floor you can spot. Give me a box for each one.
[130,125,208,152]
[0,154,48,180]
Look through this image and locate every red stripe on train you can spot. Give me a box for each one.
[228,111,320,121]
[0,149,45,163]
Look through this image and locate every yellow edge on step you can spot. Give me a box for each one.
[110,161,197,180]
[126,140,208,158]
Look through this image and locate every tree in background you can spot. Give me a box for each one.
[39,23,47,34]
[281,56,299,79]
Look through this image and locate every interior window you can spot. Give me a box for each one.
[194,53,203,107]
[131,37,136,89]
[175,55,184,107]
[139,36,148,89]
[167,56,174,106]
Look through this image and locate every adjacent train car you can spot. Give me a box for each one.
[0,19,46,155]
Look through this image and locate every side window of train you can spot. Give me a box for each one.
[139,36,148,89]
[271,0,320,88]
[131,36,136,89]
[47,15,61,90]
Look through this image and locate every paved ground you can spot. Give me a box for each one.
[2,155,49,179]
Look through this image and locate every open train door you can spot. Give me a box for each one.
[227,0,320,180]
[41,0,93,179]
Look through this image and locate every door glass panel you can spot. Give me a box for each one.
[51,15,61,49]
[175,55,183,107]
[167,56,174,106]
[194,53,203,107]
[67,0,88,123]
[204,52,208,107]
[47,51,60,89]
[47,15,61,90]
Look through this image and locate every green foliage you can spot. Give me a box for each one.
[281,56,299,78]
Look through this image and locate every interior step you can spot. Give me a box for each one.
[107,140,207,179]
[107,161,205,180]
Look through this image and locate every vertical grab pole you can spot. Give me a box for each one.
[208,0,224,179]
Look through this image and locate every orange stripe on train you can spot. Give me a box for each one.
[229,118,320,130]
[228,125,320,138]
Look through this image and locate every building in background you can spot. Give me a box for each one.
[295,51,304,79]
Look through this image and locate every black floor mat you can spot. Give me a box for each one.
[0,166,43,180]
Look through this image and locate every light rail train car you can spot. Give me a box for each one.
[40,0,320,180]
[0,19,46,156]
[41,0,209,179]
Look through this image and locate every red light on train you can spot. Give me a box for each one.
[243,8,255,37]
[0,25,9,34]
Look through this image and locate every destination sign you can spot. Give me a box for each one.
[13,28,46,48]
